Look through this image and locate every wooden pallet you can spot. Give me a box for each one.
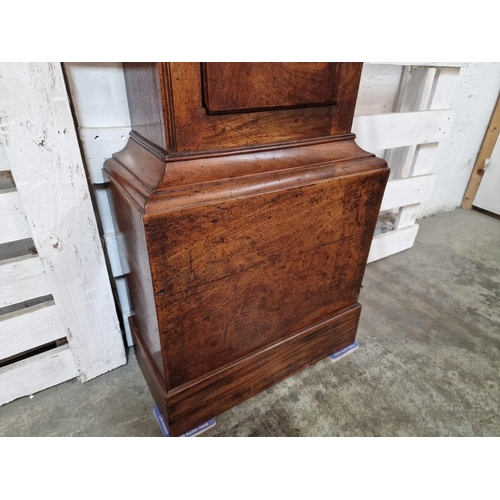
[354,63,462,262]
[0,63,126,406]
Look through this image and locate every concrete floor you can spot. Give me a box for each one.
[0,208,499,437]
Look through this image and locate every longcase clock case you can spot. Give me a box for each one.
[104,63,389,436]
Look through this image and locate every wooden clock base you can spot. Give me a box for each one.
[131,305,360,436]
[105,134,388,437]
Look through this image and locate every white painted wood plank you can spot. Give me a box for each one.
[0,345,77,406]
[0,301,65,360]
[79,126,131,143]
[380,175,437,212]
[395,67,435,113]
[0,255,50,307]
[104,232,130,278]
[430,67,461,110]
[368,225,420,263]
[114,276,133,346]
[64,63,131,129]
[353,109,454,152]
[0,63,125,382]
[0,189,30,244]
[79,127,130,184]
[94,186,117,235]
[395,204,421,229]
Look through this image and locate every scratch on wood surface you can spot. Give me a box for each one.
[219,119,259,145]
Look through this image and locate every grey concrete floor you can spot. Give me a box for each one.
[0,208,499,437]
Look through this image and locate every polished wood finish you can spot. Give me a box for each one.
[123,62,363,155]
[105,63,388,436]
[131,303,360,436]
[201,63,342,114]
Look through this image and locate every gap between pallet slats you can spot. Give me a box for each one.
[0,345,77,406]
[0,301,65,360]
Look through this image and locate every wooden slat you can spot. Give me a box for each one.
[368,225,420,263]
[0,255,50,307]
[395,204,421,229]
[462,94,500,209]
[0,189,30,244]
[380,175,437,212]
[0,63,125,382]
[114,275,133,346]
[104,232,129,277]
[0,301,65,360]
[353,109,454,152]
[93,186,117,234]
[79,127,130,184]
[0,344,77,406]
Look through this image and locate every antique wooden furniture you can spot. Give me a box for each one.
[104,63,389,436]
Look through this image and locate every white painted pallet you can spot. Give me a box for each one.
[0,62,126,406]
[354,64,462,262]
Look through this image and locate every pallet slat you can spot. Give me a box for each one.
[368,225,420,263]
[353,109,454,152]
[0,189,30,244]
[0,344,77,406]
[0,255,50,307]
[0,301,65,360]
[380,174,437,212]
[94,186,116,234]
[79,127,130,184]
[104,232,130,278]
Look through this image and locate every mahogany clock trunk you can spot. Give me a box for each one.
[104,63,388,436]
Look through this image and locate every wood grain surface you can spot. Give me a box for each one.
[105,62,388,435]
